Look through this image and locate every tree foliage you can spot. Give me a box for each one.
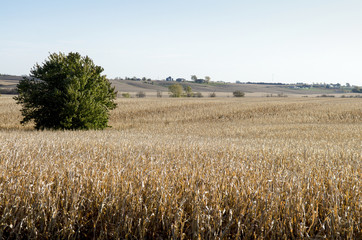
[205,76,210,83]
[351,86,362,93]
[233,90,245,97]
[14,52,117,130]
[168,84,183,97]
[184,85,193,97]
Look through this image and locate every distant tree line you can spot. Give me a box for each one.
[351,86,362,93]
[168,84,245,98]
[113,75,213,84]
[236,81,287,85]
[114,76,153,81]
[191,75,211,84]
[235,81,358,90]
[168,84,203,98]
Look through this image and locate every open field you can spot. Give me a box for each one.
[0,96,361,239]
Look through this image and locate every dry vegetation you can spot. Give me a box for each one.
[0,96,361,239]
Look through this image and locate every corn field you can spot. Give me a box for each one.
[0,96,361,239]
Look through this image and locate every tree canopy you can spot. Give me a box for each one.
[14,52,117,130]
[168,84,183,97]
[233,90,245,97]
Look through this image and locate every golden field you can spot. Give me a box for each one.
[0,96,361,239]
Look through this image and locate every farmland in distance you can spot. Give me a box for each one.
[0,96,361,239]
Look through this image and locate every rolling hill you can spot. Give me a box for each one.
[0,75,357,97]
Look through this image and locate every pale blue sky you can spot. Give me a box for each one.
[1,0,362,85]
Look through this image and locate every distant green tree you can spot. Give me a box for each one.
[233,90,245,97]
[14,52,117,130]
[184,85,193,97]
[122,93,131,98]
[191,75,198,82]
[205,76,211,84]
[168,84,183,97]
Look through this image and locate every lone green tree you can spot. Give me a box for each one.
[14,52,117,130]
[168,84,183,97]
[233,90,245,97]
[184,85,193,97]
[205,76,210,84]
[191,75,198,82]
